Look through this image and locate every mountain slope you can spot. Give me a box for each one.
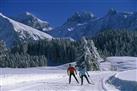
[12,12,53,32]
[0,13,53,47]
[49,9,137,39]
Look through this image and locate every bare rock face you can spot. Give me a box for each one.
[12,12,53,32]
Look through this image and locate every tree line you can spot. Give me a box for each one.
[0,38,100,70]
[93,30,137,57]
[0,30,137,68]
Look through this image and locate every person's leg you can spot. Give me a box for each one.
[69,73,72,84]
[80,75,84,85]
[72,73,79,83]
[84,75,91,84]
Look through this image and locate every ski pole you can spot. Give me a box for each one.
[88,75,95,85]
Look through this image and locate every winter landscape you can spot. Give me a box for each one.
[0,0,137,91]
[0,57,137,91]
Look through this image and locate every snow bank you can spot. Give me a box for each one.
[100,56,137,71]
[115,70,137,82]
[106,69,137,91]
[102,74,119,91]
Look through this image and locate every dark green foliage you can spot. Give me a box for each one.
[1,53,47,68]
[10,39,79,66]
[27,39,78,65]
[0,39,79,68]
[93,30,137,57]
[0,41,47,68]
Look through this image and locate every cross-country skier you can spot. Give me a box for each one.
[67,64,79,84]
[78,65,91,85]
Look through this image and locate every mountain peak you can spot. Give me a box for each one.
[107,8,117,15]
[67,11,95,23]
[12,12,53,32]
[0,13,7,18]
[25,11,32,16]
[50,9,137,40]
[74,11,95,18]
[0,13,53,47]
[19,12,37,19]
[0,13,3,16]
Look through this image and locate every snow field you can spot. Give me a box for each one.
[0,67,116,91]
[0,57,137,91]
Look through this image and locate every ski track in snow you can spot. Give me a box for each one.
[0,68,116,91]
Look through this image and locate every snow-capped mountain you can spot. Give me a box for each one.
[0,13,53,47]
[49,11,96,39]
[49,9,137,39]
[12,12,53,32]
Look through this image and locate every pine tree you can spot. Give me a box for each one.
[88,40,101,60]
[0,40,8,67]
[76,37,100,71]
[88,40,101,70]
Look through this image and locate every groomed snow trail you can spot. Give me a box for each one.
[0,67,116,91]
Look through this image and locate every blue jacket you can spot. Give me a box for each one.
[79,67,89,76]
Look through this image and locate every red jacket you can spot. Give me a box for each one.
[67,67,76,74]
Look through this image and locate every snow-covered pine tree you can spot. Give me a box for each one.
[87,40,102,70]
[76,37,100,71]
[88,40,101,60]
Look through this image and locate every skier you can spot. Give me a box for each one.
[67,64,79,84]
[78,64,91,85]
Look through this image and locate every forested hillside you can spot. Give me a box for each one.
[0,38,100,70]
[1,30,137,68]
[11,39,78,66]
[93,30,137,57]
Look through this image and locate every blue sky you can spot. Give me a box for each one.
[0,0,137,27]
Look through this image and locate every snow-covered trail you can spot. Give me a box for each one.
[0,67,116,91]
[1,56,136,91]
